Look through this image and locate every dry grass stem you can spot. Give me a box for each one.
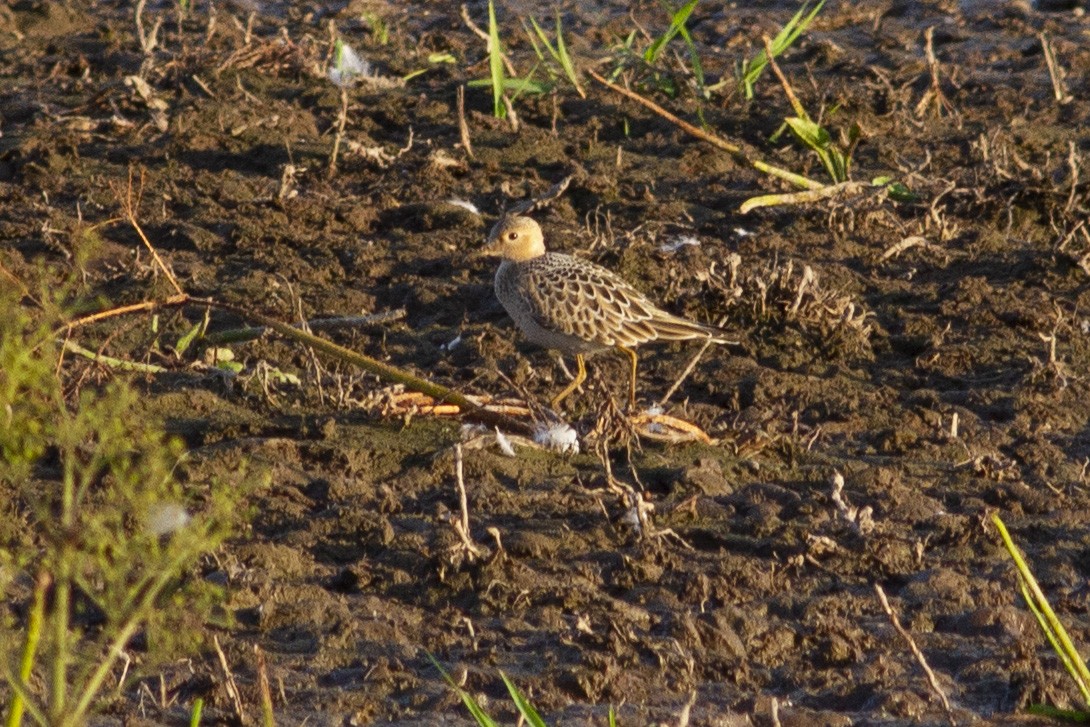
[658,338,713,406]
[457,85,475,159]
[255,645,275,727]
[507,174,575,216]
[629,412,713,445]
[61,295,190,334]
[452,444,485,562]
[204,310,407,345]
[586,68,739,154]
[874,584,957,727]
[585,70,826,194]
[761,35,806,119]
[915,27,957,119]
[115,169,184,296]
[328,87,349,178]
[213,635,246,724]
[1041,32,1070,104]
[740,180,868,214]
[134,0,161,55]
[881,235,932,261]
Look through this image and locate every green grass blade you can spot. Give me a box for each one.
[677,22,706,98]
[427,654,501,727]
[644,0,700,64]
[554,13,585,98]
[487,0,505,118]
[467,77,548,94]
[499,671,547,727]
[508,64,545,99]
[524,18,549,63]
[526,14,585,98]
[739,0,825,99]
[189,698,204,727]
[993,513,1090,707]
[1025,703,1090,721]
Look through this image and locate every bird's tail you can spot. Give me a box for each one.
[651,314,741,346]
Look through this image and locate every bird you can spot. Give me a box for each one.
[481,215,738,410]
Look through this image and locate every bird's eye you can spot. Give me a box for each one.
[506,232,518,241]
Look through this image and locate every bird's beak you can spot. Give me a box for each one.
[476,234,502,258]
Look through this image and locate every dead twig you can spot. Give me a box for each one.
[586,68,739,154]
[761,34,807,120]
[915,27,958,119]
[328,87,349,178]
[203,309,408,346]
[113,168,184,296]
[134,0,161,55]
[739,180,871,215]
[586,69,823,193]
[61,295,189,334]
[457,85,475,160]
[1041,32,1071,105]
[213,635,246,724]
[629,412,713,445]
[505,174,575,217]
[874,584,957,727]
[255,644,275,727]
[658,338,712,407]
[451,444,485,562]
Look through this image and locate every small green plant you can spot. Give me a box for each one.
[644,0,704,98]
[361,11,389,45]
[737,0,825,100]
[993,513,1090,720]
[779,113,859,183]
[429,654,547,726]
[429,654,620,726]
[467,0,548,118]
[607,0,704,100]
[1,294,254,726]
[525,13,585,98]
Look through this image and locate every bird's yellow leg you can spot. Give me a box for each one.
[550,353,587,409]
[617,345,639,411]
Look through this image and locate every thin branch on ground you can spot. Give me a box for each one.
[202,309,408,346]
[761,35,807,120]
[457,85,475,159]
[451,444,485,562]
[587,68,740,154]
[1041,32,1071,104]
[213,635,246,724]
[658,338,712,407]
[113,168,184,296]
[586,68,823,192]
[874,584,958,727]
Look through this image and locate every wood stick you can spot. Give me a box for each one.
[586,68,824,192]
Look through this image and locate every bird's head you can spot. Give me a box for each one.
[481,215,546,262]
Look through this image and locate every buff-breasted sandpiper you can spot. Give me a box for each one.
[482,215,738,410]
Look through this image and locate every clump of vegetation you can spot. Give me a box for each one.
[607,0,705,100]
[430,655,616,727]
[1,290,255,726]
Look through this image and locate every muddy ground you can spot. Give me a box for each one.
[4,0,1090,724]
